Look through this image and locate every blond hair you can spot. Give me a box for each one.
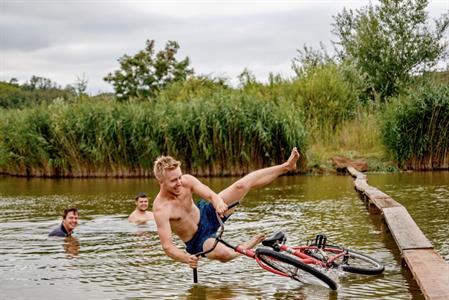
[153,155,181,180]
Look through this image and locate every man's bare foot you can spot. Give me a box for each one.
[240,233,266,250]
[285,147,300,172]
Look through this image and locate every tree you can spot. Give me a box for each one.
[104,40,194,101]
[24,75,59,90]
[332,0,449,99]
[292,44,334,78]
[74,73,88,96]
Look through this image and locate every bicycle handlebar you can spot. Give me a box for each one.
[192,200,240,283]
[193,200,240,257]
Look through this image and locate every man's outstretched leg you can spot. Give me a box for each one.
[204,147,300,263]
[219,147,300,209]
[204,233,266,262]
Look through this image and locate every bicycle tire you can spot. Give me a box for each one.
[325,245,384,275]
[255,248,337,290]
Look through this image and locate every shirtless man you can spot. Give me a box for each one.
[152,147,300,269]
[128,192,154,224]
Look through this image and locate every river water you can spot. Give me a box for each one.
[0,172,447,299]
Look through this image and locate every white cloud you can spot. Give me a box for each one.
[1,0,447,94]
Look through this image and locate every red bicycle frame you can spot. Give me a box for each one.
[193,201,299,282]
[275,244,347,268]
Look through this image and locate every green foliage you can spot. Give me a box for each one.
[290,63,361,140]
[160,92,306,175]
[104,40,194,101]
[292,44,334,78]
[0,78,76,109]
[156,75,229,102]
[333,0,449,99]
[381,82,449,169]
[0,93,306,177]
[236,69,293,104]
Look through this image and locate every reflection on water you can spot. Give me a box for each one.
[64,237,80,257]
[0,173,447,299]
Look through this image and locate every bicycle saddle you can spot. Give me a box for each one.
[262,231,286,247]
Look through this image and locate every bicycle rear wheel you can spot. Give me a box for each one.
[325,245,384,275]
[255,248,337,290]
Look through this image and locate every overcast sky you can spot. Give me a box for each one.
[1,0,448,94]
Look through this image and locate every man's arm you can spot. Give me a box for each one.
[153,208,198,268]
[183,174,228,216]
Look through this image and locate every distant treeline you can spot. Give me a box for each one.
[0,76,111,109]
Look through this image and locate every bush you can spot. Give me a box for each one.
[291,63,361,141]
[382,82,449,169]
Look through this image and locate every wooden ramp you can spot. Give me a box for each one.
[347,167,449,300]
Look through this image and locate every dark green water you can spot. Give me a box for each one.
[0,172,447,299]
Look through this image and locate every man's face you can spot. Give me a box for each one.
[136,197,149,211]
[63,211,79,232]
[161,167,183,195]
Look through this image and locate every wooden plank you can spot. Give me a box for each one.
[354,178,369,192]
[403,249,449,300]
[364,187,391,199]
[348,171,449,300]
[370,196,402,209]
[383,206,433,251]
[347,167,365,179]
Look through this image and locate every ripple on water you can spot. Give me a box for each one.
[2,173,447,299]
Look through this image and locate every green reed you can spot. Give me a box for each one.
[0,92,306,177]
[382,83,449,170]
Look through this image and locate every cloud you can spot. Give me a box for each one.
[1,0,447,94]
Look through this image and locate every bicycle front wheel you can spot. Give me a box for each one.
[326,245,385,275]
[255,248,337,290]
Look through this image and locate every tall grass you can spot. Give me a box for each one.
[4,65,446,176]
[0,93,307,177]
[290,64,362,143]
[382,83,449,169]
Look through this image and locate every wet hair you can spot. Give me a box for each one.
[63,208,78,219]
[153,155,181,180]
[135,192,147,201]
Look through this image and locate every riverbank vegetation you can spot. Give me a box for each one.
[0,0,448,177]
[0,93,306,177]
[382,82,449,170]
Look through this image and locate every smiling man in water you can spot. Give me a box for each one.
[152,147,300,269]
[128,192,154,224]
[49,208,79,237]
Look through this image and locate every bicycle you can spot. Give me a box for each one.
[193,202,384,290]
[257,232,385,289]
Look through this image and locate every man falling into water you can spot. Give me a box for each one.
[152,148,300,268]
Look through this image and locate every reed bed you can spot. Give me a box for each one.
[2,66,446,176]
[382,83,449,170]
[0,93,306,177]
